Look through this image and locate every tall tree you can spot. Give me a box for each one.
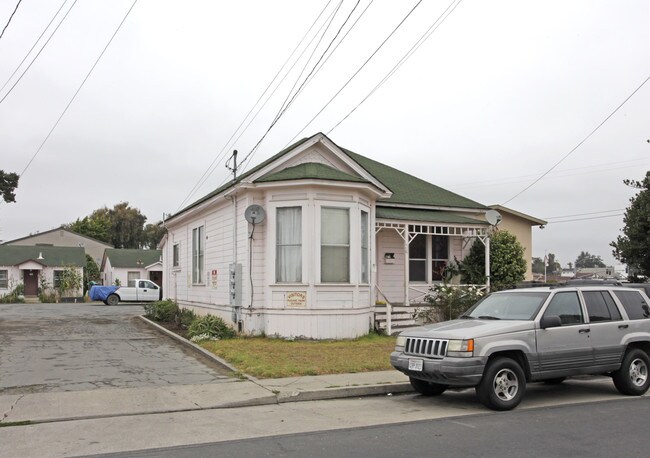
[0,170,19,203]
[532,257,545,274]
[67,207,112,243]
[142,222,167,249]
[546,253,561,274]
[575,251,606,268]
[611,172,650,277]
[459,230,527,291]
[110,202,146,248]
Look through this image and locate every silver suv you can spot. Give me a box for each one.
[390,285,650,410]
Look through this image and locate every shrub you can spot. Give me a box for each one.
[187,314,235,340]
[415,284,484,323]
[144,300,180,323]
[0,284,25,304]
[175,307,197,329]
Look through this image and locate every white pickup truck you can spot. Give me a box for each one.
[90,279,161,305]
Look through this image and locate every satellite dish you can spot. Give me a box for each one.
[244,204,266,224]
[485,209,502,226]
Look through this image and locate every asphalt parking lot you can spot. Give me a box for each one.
[0,302,232,394]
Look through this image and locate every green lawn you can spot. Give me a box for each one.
[199,333,397,379]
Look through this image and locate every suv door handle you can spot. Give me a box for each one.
[618,324,629,329]
[579,328,591,333]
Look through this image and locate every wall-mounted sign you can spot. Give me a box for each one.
[211,269,218,288]
[286,291,307,308]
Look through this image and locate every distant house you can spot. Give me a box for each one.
[488,205,547,280]
[2,226,113,266]
[160,133,544,339]
[101,249,163,287]
[0,245,85,300]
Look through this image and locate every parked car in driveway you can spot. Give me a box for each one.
[90,279,161,305]
[391,285,650,411]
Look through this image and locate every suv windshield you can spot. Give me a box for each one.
[463,291,550,320]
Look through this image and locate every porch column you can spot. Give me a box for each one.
[404,223,409,306]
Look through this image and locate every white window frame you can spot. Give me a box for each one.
[408,234,449,283]
[192,225,205,285]
[53,270,64,289]
[320,206,351,283]
[0,269,8,289]
[172,243,180,268]
[276,206,303,283]
[127,271,140,287]
[360,210,369,284]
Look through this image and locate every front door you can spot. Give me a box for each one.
[149,271,162,287]
[24,270,38,295]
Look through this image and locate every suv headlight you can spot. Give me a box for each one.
[447,339,474,357]
[395,336,407,348]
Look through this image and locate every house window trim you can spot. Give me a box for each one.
[275,206,303,284]
[408,234,450,284]
[172,242,180,269]
[192,224,205,285]
[319,205,351,284]
[53,270,64,289]
[360,210,369,285]
[0,269,9,289]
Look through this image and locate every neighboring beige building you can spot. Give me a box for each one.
[2,227,113,266]
[488,205,547,281]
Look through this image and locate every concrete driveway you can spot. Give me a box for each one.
[0,303,232,394]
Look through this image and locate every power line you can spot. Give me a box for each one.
[0,0,22,41]
[327,0,463,135]
[236,0,349,173]
[546,213,624,224]
[544,209,625,219]
[0,0,78,106]
[282,0,425,149]
[176,0,336,211]
[19,0,138,179]
[0,0,68,95]
[501,75,650,205]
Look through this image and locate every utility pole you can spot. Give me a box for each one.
[226,150,238,180]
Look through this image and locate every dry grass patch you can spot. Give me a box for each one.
[199,333,396,379]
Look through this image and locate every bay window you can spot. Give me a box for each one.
[321,207,350,282]
[361,210,369,284]
[276,207,302,282]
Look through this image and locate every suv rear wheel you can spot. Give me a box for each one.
[613,348,650,395]
[409,377,447,396]
[476,357,526,411]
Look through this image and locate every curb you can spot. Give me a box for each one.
[137,316,241,374]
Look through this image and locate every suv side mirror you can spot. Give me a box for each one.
[540,315,562,329]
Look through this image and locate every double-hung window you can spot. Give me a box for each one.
[53,270,63,288]
[127,271,139,287]
[192,225,204,284]
[360,210,369,284]
[321,207,350,282]
[276,207,302,282]
[172,243,180,268]
[0,269,9,289]
[409,234,448,282]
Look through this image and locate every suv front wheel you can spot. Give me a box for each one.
[476,357,526,411]
[613,348,650,395]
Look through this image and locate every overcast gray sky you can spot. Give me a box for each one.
[1,0,649,268]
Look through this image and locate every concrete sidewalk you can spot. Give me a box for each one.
[0,370,412,425]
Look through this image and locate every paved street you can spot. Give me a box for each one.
[0,303,232,394]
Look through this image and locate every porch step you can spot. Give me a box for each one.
[23,295,40,304]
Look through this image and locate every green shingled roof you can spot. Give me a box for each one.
[104,249,162,268]
[375,207,488,225]
[0,246,86,267]
[170,133,486,220]
[255,162,369,184]
[341,148,486,209]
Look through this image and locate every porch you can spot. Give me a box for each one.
[373,209,491,334]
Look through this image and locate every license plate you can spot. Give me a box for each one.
[408,358,423,371]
